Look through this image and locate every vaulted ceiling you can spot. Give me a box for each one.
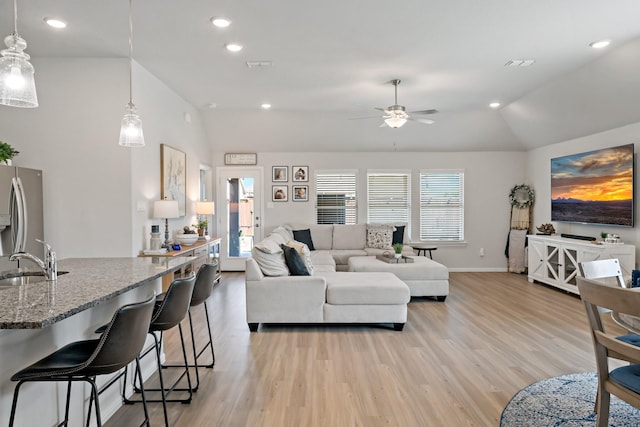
[3,0,640,152]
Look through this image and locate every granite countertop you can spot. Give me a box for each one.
[0,257,195,329]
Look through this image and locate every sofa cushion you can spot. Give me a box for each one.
[332,224,366,250]
[293,229,315,250]
[270,226,293,242]
[310,250,336,268]
[366,224,395,249]
[286,240,314,275]
[330,250,368,266]
[323,272,410,305]
[281,244,310,276]
[251,245,289,277]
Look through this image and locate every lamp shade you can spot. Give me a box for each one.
[196,201,215,216]
[384,116,407,128]
[153,199,179,219]
[0,34,38,108]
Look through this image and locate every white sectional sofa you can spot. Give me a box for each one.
[245,223,449,331]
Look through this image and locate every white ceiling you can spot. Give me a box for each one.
[4,0,640,152]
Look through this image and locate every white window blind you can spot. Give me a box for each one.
[367,173,410,228]
[419,170,464,241]
[315,172,357,224]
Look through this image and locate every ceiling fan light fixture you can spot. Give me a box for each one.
[225,43,243,52]
[384,116,407,128]
[589,39,611,49]
[44,18,67,29]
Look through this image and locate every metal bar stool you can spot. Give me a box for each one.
[8,294,156,427]
[162,262,218,391]
[124,274,196,427]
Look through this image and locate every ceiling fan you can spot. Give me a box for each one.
[353,79,438,128]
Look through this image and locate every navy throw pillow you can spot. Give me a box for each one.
[392,225,405,245]
[293,229,315,251]
[281,244,310,276]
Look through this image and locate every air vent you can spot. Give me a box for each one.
[504,59,535,67]
[246,61,273,69]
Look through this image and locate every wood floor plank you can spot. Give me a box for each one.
[105,271,617,427]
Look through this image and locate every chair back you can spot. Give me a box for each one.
[151,274,196,331]
[85,293,156,375]
[576,277,640,418]
[579,258,626,288]
[191,263,217,307]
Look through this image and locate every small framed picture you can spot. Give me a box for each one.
[272,185,288,202]
[292,166,308,182]
[272,166,288,182]
[292,185,308,202]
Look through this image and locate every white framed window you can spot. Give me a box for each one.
[419,170,464,241]
[315,170,357,224]
[367,171,411,231]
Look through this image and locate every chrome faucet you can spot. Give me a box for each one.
[9,239,57,281]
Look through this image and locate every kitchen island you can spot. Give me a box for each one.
[0,256,195,426]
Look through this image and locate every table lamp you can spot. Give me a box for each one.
[196,201,215,236]
[154,198,179,248]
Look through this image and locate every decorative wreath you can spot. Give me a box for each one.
[509,184,535,209]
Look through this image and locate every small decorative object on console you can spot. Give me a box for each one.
[536,223,555,235]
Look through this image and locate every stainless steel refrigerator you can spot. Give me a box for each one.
[0,165,44,271]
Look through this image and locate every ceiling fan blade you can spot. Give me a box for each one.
[411,117,435,125]
[379,122,388,127]
[349,115,384,120]
[409,109,438,115]
[374,107,389,112]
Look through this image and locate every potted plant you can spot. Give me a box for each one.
[193,219,208,236]
[0,141,19,165]
[393,243,403,259]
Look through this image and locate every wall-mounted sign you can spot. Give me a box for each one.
[224,153,258,165]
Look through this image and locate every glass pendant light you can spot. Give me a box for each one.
[0,0,38,108]
[119,0,145,147]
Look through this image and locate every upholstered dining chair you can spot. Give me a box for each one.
[8,294,156,427]
[576,276,640,427]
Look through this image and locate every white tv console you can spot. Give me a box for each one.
[527,234,636,295]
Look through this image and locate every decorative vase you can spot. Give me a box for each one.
[394,253,402,259]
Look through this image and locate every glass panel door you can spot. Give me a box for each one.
[216,167,262,271]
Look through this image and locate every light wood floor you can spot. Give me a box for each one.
[105,271,622,427]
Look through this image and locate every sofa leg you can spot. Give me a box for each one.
[393,323,405,331]
[248,323,259,332]
[436,296,447,302]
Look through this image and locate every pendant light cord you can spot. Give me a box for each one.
[12,0,18,35]
[128,0,133,105]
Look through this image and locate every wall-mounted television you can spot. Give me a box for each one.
[551,143,634,227]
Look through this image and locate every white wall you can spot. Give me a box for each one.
[526,122,640,259]
[0,58,211,258]
[212,150,527,270]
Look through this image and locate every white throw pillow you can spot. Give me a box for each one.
[366,224,395,249]
[252,238,289,276]
[286,240,314,275]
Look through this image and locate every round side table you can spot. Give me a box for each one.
[413,245,437,259]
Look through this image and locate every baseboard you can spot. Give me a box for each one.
[447,267,509,272]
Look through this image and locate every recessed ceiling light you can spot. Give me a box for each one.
[44,18,67,28]
[489,102,501,108]
[589,39,611,49]
[210,17,231,28]
[225,43,243,53]
[261,103,272,109]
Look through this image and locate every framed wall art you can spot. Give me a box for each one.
[161,144,186,216]
[292,165,308,182]
[272,185,288,202]
[272,166,288,182]
[292,185,308,202]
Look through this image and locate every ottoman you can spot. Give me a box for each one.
[347,256,449,300]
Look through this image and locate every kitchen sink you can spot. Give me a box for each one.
[0,271,68,288]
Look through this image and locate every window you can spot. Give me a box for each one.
[315,171,357,224]
[367,172,410,229]
[419,170,464,241]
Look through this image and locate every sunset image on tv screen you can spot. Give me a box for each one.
[551,143,634,226]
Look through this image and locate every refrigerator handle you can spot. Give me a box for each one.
[16,177,28,253]
[10,177,26,254]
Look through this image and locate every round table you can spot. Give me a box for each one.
[412,244,437,259]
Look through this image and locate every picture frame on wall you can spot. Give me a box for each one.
[272,166,288,182]
[292,165,308,182]
[272,185,288,202]
[161,144,186,216]
[292,185,308,202]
